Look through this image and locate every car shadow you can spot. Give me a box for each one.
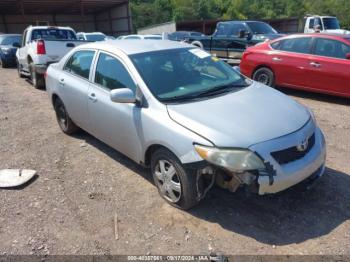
[190,167,350,245]
[72,131,350,246]
[276,86,350,106]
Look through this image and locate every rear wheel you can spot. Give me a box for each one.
[54,97,79,135]
[29,62,45,89]
[253,67,275,87]
[151,148,199,210]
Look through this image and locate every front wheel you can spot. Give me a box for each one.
[151,148,199,210]
[252,67,275,87]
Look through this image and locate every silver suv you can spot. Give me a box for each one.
[46,40,326,209]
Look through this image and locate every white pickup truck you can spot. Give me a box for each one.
[16,26,86,88]
[304,15,350,34]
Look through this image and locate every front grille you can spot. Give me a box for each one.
[271,133,315,165]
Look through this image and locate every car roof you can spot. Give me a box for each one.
[27,26,74,30]
[221,20,264,24]
[276,33,350,40]
[79,40,193,55]
[0,34,21,37]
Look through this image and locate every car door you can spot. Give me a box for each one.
[211,23,246,59]
[270,37,313,88]
[58,50,95,130]
[17,29,29,69]
[306,37,350,96]
[88,51,143,161]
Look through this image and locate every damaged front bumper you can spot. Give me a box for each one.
[187,120,326,197]
[251,122,326,195]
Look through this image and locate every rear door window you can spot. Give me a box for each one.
[94,53,136,91]
[279,37,312,54]
[64,50,95,79]
[314,38,350,59]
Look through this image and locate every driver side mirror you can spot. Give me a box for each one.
[12,42,21,48]
[110,88,136,104]
[346,53,350,60]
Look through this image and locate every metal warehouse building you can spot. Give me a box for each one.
[0,0,131,36]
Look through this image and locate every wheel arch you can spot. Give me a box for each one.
[191,41,204,49]
[252,64,275,78]
[51,93,60,108]
[144,144,180,167]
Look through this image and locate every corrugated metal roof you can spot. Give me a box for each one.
[0,0,129,15]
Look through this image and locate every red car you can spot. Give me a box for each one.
[240,33,350,98]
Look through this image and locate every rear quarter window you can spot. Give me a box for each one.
[270,41,281,50]
[64,50,95,79]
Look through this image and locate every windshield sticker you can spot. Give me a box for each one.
[190,49,211,59]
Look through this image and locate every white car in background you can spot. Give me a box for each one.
[119,34,163,40]
[77,32,107,42]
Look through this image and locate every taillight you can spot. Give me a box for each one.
[37,40,46,55]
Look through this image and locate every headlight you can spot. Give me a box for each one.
[1,47,11,54]
[194,144,266,172]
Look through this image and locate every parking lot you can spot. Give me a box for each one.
[0,66,349,255]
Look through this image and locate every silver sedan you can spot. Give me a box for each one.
[45,40,326,209]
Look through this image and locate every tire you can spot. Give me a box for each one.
[191,41,204,49]
[29,62,45,89]
[54,97,79,135]
[17,61,26,78]
[252,67,275,87]
[151,148,199,210]
[0,59,8,68]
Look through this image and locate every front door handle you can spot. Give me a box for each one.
[88,93,97,102]
[310,62,321,68]
[272,57,282,61]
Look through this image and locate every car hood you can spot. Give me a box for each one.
[167,82,310,148]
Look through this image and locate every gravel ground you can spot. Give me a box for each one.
[0,67,349,256]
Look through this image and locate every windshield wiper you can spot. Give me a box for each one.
[159,95,200,103]
[195,84,245,98]
[160,84,246,103]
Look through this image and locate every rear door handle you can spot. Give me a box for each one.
[272,57,282,61]
[88,93,97,102]
[310,62,321,68]
[59,78,65,86]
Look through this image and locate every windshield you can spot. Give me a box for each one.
[323,17,340,30]
[0,35,21,45]
[131,48,250,103]
[86,34,106,41]
[31,29,77,40]
[246,22,277,34]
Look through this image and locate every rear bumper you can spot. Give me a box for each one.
[33,64,48,74]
